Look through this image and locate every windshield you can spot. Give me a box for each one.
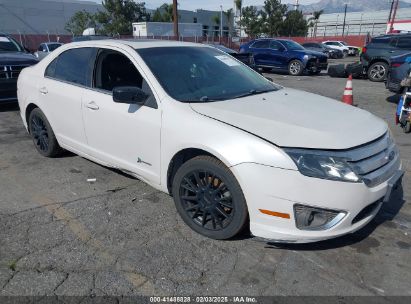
[47,43,62,51]
[280,40,305,51]
[136,47,280,102]
[340,42,348,46]
[211,44,238,54]
[0,36,24,52]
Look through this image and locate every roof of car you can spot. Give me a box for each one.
[68,39,204,49]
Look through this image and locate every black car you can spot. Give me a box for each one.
[0,34,38,103]
[207,44,258,71]
[361,34,411,82]
[386,52,411,93]
[302,42,344,59]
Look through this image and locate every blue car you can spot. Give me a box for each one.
[386,52,411,94]
[240,39,328,76]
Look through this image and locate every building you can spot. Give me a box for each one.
[309,7,411,37]
[133,22,203,38]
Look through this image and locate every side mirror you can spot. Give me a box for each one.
[113,86,149,105]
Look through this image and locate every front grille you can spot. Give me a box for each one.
[0,65,28,80]
[324,132,400,187]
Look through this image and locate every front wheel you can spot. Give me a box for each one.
[368,62,389,82]
[172,156,248,240]
[288,60,304,76]
[28,108,62,157]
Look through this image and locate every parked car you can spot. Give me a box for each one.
[18,40,402,243]
[207,44,258,71]
[0,34,38,103]
[34,42,63,60]
[362,34,411,82]
[302,42,344,59]
[240,39,328,76]
[386,52,411,93]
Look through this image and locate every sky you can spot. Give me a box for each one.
[82,0,322,11]
[81,0,411,11]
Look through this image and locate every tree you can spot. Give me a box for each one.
[260,0,287,37]
[223,8,234,36]
[308,10,324,38]
[95,0,150,35]
[279,10,308,37]
[239,6,261,38]
[212,15,220,37]
[65,10,96,36]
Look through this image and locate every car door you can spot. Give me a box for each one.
[81,47,161,184]
[248,40,272,66]
[39,47,96,151]
[270,41,289,69]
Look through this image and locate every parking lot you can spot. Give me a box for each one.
[0,58,410,297]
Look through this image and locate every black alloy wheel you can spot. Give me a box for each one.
[172,156,248,239]
[28,108,62,157]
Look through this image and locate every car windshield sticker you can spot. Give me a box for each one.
[215,55,240,67]
[0,37,11,42]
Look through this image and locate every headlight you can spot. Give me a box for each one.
[303,55,309,60]
[284,149,361,183]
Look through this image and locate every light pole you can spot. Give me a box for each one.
[220,5,223,40]
[342,3,348,36]
[359,13,364,35]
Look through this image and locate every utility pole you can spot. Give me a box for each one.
[173,0,179,39]
[389,0,400,33]
[220,5,223,40]
[342,3,347,36]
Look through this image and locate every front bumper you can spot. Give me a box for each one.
[0,79,18,103]
[306,59,328,72]
[231,162,403,243]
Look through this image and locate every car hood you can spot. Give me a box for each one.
[189,88,387,150]
[0,52,38,65]
[292,49,326,58]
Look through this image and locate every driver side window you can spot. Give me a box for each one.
[93,49,157,108]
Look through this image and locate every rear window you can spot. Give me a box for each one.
[370,37,392,46]
[45,47,95,87]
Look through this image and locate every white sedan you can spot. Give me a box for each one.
[17,40,403,243]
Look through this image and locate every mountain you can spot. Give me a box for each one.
[287,0,411,14]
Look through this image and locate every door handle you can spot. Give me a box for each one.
[86,101,99,110]
[39,87,48,94]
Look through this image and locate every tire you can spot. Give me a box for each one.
[28,108,62,157]
[172,156,248,240]
[288,60,304,76]
[404,121,411,133]
[368,62,389,82]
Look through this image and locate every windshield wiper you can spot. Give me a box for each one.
[233,89,276,99]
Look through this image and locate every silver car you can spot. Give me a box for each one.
[34,42,63,60]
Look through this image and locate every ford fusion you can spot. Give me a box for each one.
[17,40,403,243]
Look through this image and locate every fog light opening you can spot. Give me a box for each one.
[294,204,346,231]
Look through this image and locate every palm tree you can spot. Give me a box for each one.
[308,10,324,38]
[223,8,233,37]
[235,0,242,35]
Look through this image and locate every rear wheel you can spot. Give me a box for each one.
[172,156,248,240]
[288,60,304,76]
[368,62,388,82]
[28,108,62,157]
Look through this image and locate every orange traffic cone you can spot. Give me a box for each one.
[342,74,354,106]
